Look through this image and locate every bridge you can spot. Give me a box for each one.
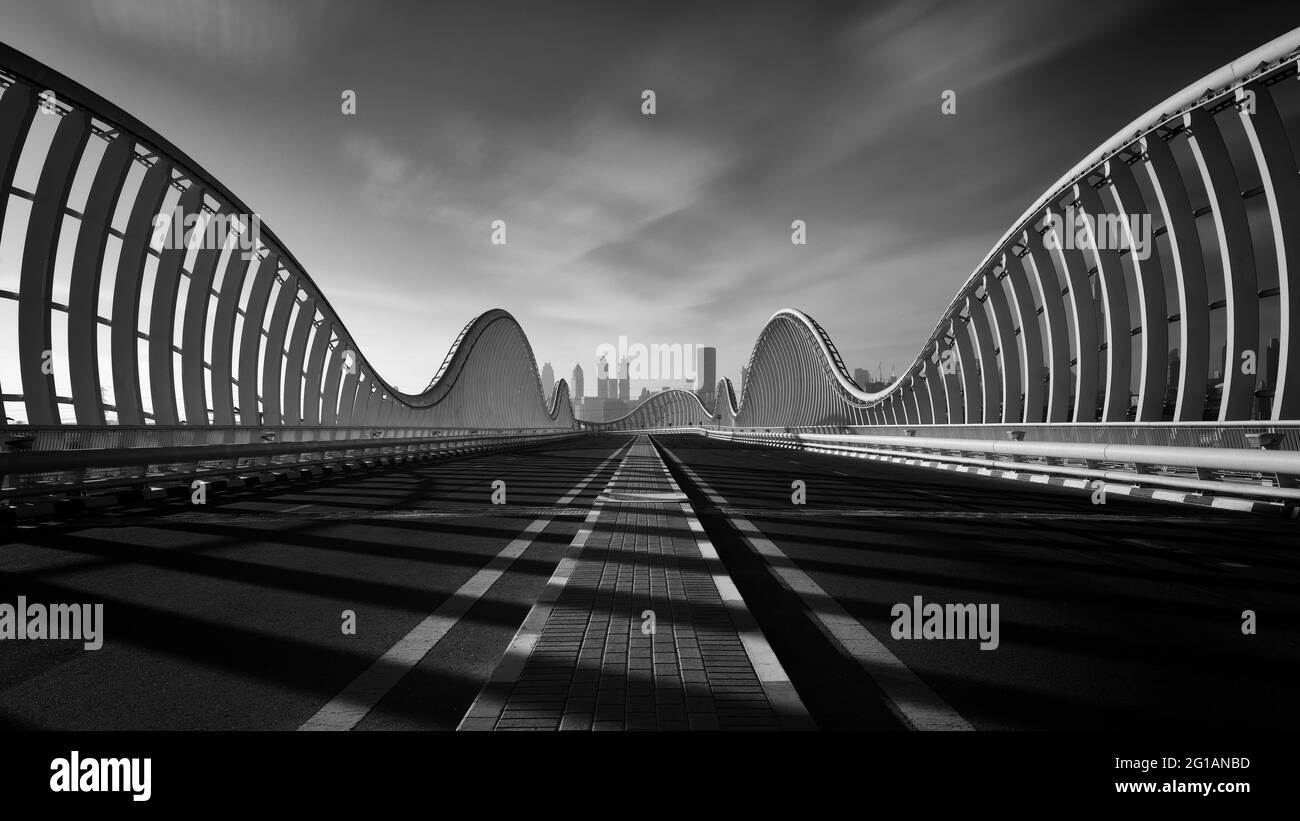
[1,31,1298,732]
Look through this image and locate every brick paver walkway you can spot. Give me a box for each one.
[459,436,809,731]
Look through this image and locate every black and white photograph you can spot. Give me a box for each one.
[0,0,1297,807]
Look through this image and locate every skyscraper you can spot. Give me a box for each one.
[571,363,584,398]
[695,346,716,406]
[596,354,611,399]
[540,362,554,403]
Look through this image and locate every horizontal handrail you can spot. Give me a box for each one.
[1,429,579,500]
[1,431,572,474]
[792,432,1300,475]
[629,425,1300,507]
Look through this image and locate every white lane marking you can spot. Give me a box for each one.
[459,443,637,730]
[299,440,631,732]
[658,453,812,729]
[678,506,811,728]
[457,499,605,730]
[280,503,314,514]
[459,435,810,731]
[833,471,850,477]
[659,446,974,732]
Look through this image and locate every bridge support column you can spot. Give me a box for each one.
[303,317,334,426]
[261,270,299,426]
[0,84,39,425]
[238,254,278,426]
[69,134,133,426]
[923,356,945,423]
[952,316,981,424]
[1237,81,1300,421]
[986,269,1022,423]
[913,370,934,424]
[1005,250,1046,423]
[1042,201,1100,422]
[1021,232,1071,422]
[895,383,913,425]
[148,180,207,426]
[1184,107,1259,421]
[968,294,1000,423]
[210,250,251,426]
[1141,132,1210,421]
[19,109,90,425]
[181,202,229,427]
[1105,156,1168,421]
[321,339,348,425]
[1074,180,1133,422]
[283,295,316,426]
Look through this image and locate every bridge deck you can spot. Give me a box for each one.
[458,436,808,730]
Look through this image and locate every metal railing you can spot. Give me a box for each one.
[634,424,1300,507]
[1,425,578,501]
[808,421,1300,451]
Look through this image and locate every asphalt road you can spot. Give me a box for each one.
[651,433,1300,731]
[1,431,1294,731]
[0,436,629,730]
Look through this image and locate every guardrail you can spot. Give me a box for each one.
[11,421,1299,513]
[1,425,579,502]
[823,422,1300,451]
[636,425,1300,509]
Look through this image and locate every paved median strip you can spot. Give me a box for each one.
[459,435,811,731]
[298,441,631,732]
[658,445,975,732]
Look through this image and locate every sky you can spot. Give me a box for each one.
[2,0,1299,397]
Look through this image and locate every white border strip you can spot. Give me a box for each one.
[299,440,630,731]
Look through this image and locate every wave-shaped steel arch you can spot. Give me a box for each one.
[708,29,1300,430]
[0,42,572,431]
[589,310,861,430]
[612,29,1300,432]
[871,28,1300,427]
[580,388,714,431]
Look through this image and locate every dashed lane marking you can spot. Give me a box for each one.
[298,441,632,731]
[658,445,974,732]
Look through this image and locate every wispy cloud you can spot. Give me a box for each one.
[79,0,339,73]
[5,0,1281,396]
